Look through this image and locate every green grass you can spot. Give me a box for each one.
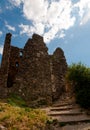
[0,96,49,130]
[7,94,27,107]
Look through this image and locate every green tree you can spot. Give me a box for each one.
[66,63,90,108]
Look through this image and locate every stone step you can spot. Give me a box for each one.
[50,105,79,111]
[48,112,82,116]
[59,120,90,125]
[53,102,74,107]
[55,122,90,130]
[48,108,83,116]
[46,98,90,130]
[51,114,90,122]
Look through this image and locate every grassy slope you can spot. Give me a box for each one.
[0,99,48,130]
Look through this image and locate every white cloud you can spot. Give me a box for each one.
[0,31,3,36]
[19,23,44,36]
[8,0,23,7]
[59,31,66,39]
[19,24,35,36]
[0,45,3,55]
[13,34,18,38]
[9,0,90,42]
[18,0,75,43]
[75,0,90,17]
[5,22,16,31]
[80,10,90,25]
[23,0,48,22]
[74,0,90,25]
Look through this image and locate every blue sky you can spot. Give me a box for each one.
[0,0,90,66]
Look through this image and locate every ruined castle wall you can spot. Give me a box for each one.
[7,46,21,88]
[0,33,67,106]
[7,34,52,106]
[51,48,67,101]
[0,33,12,97]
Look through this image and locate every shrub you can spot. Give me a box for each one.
[66,63,90,109]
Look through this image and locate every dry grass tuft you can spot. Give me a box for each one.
[0,101,48,130]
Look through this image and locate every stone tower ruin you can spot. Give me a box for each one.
[0,33,67,107]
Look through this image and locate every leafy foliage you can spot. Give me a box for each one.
[66,63,90,108]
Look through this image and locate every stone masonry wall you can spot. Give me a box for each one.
[50,48,67,101]
[0,33,12,98]
[0,33,67,107]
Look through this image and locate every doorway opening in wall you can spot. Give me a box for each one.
[7,74,13,88]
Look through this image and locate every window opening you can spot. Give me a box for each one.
[20,51,23,57]
[15,62,19,67]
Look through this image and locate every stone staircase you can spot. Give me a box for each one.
[43,98,90,130]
